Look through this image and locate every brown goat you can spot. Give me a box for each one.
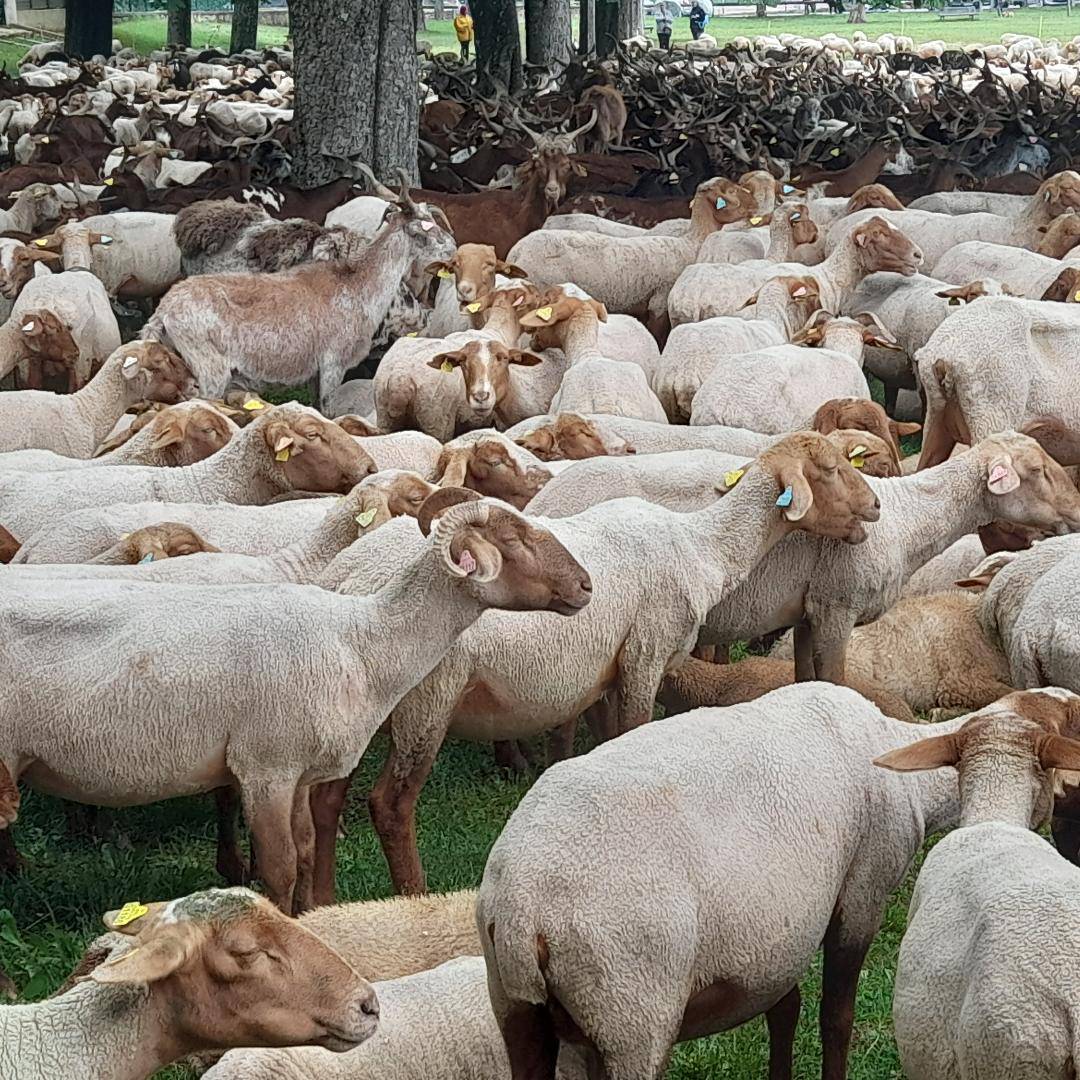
[793,140,899,197]
[578,84,627,151]
[13,308,81,392]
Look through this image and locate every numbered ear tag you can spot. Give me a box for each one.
[437,269,452,279]
[782,183,796,193]
[465,301,482,313]
[242,400,265,411]
[440,360,454,373]
[535,306,553,321]
[138,552,154,564]
[715,196,727,209]
[458,549,477,574]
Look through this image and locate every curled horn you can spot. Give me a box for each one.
[431,498,492,577]
[395,168,418,213]
[351,160,398,201]
[417,486,482,536]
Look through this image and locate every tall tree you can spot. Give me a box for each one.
[594,0,619,56]
[291,0,420,187]
[617,0,643,37]
[524,0,571,66]
[230,0,260,53]
[65,0,113,58]
[470,0,523,93]
[167,0,192,48]
[578,0,594,54]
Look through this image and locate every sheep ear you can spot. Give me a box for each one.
[1037,734,1080,773]
[774,461,813,522]
[891,421,922,438]
[987,455,1020,495]
[429,351,464,372]
[102,900,169,936]
[448,532,502,583]
[873,733,960,772]
[149,421,184,450]
[263,420,295,457]
[589,300,608,323]
[91,926,199,985]
[508,350,543,367]
[496,261,529,279]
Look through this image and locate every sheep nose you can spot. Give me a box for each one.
[457,285,476,301]
[360,989,379,1018]
[471,391,492,405]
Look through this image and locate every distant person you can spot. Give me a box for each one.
[655,5,673,48]
[689,1,708,39]
[454,5,474,61]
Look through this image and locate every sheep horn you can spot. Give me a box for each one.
[394,168,418,212]
[351,160,397,201]
[563,109,598,145]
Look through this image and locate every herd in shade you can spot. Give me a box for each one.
[8,22,1080,1080]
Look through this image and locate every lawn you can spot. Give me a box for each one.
[0,719,921,1080]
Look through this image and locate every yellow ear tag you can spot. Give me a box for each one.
[355,508,378,528]
[1073,291,1080,302]
[33,237,49,247]
[405,331,418,337]
[850,456,865,470]
[120,533,130,540]
[830,147,841,157]
[535,306,553,321]
[723,468,745,488]
[437,269,452,279]
[848,444,869,459]
[440,360,454,373]
[113,901,149,928]
[104,177,115,186]
[465,301,482,313]
[275,448,290,462]
[749,216,764,225]
[242,400,265,411]
[40,136,49,144]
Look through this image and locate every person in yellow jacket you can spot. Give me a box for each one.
[453,6,474,62]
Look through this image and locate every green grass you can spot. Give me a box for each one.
[1,721,926,1080]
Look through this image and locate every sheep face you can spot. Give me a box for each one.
[785,205,819,247]
[874,690,1080,829]
[0,523,19,564]
[122,522,220,563]
[438,438,550,510]
[420,491,592,615]
[94,887,380,1054]
[845,184,904,215]
[811,397,920,472]
[262,411,377,494]
[427,244,529,304]
[0,244,61,300]
[144,403,237,466]
[697,177,758,228]
[979,432,1080,535]
[1038,170,1080,221]
[120,341,198,405]
[1036,212,1080,259]
[750,431,881,545]
[517,414,635,461]
[427,340,542,418]
[1039,266,1080,304]
[824,429,900,479]
[358,469,439,518]
[17,309,78,369]
[851,216,923,276]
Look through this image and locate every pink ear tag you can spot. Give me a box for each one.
[989,464,1009,485]
[458,549,477,574]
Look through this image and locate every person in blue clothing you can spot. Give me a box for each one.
[689,1,709,38]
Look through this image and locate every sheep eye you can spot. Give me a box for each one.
[305,431,320,441]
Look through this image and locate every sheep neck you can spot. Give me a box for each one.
[482,306,524,347]
[813,240,867,312]
[875,452,1000,583]
[0,980,185,1080]
[751,294,799,338]
[957,759,1039,828]
[59,233,94,272]
[819,325,866,363]
[70,357,133,448]
[341,542,487,711]
[270,498,363,581]
[555,309,602,364]
[146,429,282,504]
[764,216,795,260]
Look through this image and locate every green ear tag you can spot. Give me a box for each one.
[355,508,378,528]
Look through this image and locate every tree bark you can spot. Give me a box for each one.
[65,0,114,59]
[579,0,594,54]
[525,0,572,65]
[471,0,523,92]
[594,0,619,56]
[167,0,192,48]
[617,0,643,38]
[416,0,428,30]
[230,0,260,53]
[291,0,419,187]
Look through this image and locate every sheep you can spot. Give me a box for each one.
[659,654,915,721]
[0,886,379,1080]
[353,430,443,479]
[654,276,822,422]
[0,401,237,473]
[689,314,892,434]
[506,177,757,333]
[432,433,555,511]
[876,691,1080,1080]
[697,201,819,265]
[0,491,592,912]
[0,267,120,391]
[916,297,1080,468]
[0,340,193,457]
[422,242,530,338]
[87,522,223,564]
[517,291,667,423]
[327,379,376,421]
[513,413,635,461]
[934,239,1080,299]
[0,404,376,542]
[667,215,924,326]
[700,432,1080,684]
[338,432,882,894]
[811,397,921,474]
[0,183,63,236]
[143,182,457,411]
[478,682,969,1080]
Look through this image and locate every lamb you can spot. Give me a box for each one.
[0,268,120,390]
[659,654,915,721]
[667,215,923,326]
[478,682,968,1080]
[506,177,757,334]
[422,242,529,337]
[0,340,193,456]
[0,491,592,911]
[876,691,1080,1080]
[0,401,237,473]
[0,886,380,1080]
[517,291,667,423]
[143,179,456,410]
[689,314,892,433]
[336,432,882,894]
[916,297,1080,468]
[701,432,1080,684]
[0,404,376,541]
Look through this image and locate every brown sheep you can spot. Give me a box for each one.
[87,522,221,565]
[811,397,921,472]
[516,413,636,462]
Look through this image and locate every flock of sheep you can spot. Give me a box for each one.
[7,26,1080,1080]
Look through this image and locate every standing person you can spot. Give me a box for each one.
[453,5,474,61]
[689,1,708,38]
[655,4,673,47]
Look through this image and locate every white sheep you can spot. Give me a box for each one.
[934,237,1080,299]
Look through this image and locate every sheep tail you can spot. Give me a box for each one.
[486,914,549,1007]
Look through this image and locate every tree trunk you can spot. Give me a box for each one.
[416,0,428,30]
[471,0,523,92]
[525,0,572,65]
[755,0,767,14]
[594,0,619,56]
[579,0,594,54]
[617,0,643,38]
[65,0,113,58]
[167,0,192,48]
[230,0,260,53]
[291,0,419,187]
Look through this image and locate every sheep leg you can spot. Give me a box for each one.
[369,741,440,895]
[547,719,577,763]
[614,645,668,733]
[493,740,531,772]
[0,828,20,875]
[499,1004,561,1080]
[819,909,874,1080]
[810,624,850,685]
[765,985,801,1080]
[213,786,250,886]
[584,696,619,742]
[290,783,317,916]
[243,784,299,912]
[310,775,353,907]
[793,622,815,682]
[883,382,899,417]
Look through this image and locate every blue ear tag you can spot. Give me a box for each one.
[715,196,727,209]
[782,183,796,194]
[776,486,794,508]
[138,552,154,564]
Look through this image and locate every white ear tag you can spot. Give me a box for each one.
[21,321,34,333]
[420,220,435,232]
